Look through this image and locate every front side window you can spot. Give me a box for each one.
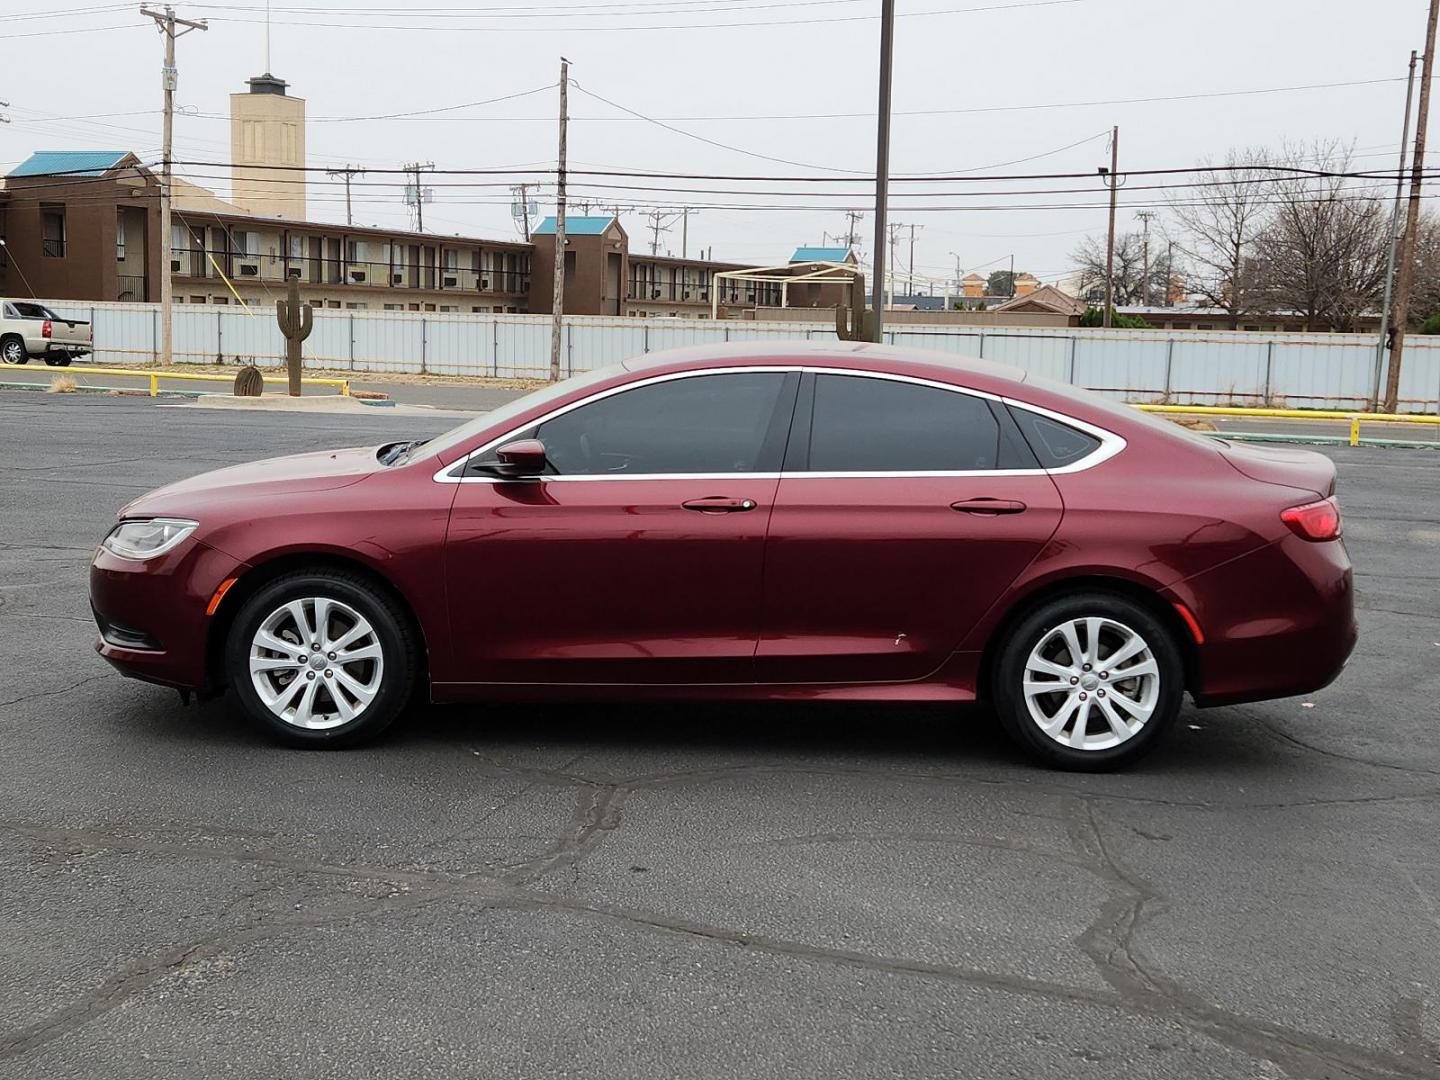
[482,372,791,477]
[806,374,999,472]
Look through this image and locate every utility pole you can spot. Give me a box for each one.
[141,5,207,367]
[1165,239,1175,306]
[681,207,698,259]
[512,182,533,241]
[843,209,864,250]
[1375,51,1420,410]
[905,223,922,294]
[1101,125,1119,328]
[401,162,434,232]
[1136,209,1155,306]
[870,0,895,340]
[550,57,569,382]
[326,165,366,226]
[1387,0,1439,413]
[645,209,681,256]
[886,222,905,308]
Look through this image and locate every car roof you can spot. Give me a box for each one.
[620,340,1029,392]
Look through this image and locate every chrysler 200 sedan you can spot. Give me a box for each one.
[90,342,1356,770]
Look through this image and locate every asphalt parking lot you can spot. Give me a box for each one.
[2,390,1439,1080]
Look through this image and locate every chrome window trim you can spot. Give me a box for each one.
[432,365,1126,484]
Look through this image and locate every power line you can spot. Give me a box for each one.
[199,0,1083,33]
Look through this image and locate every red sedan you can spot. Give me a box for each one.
[90,343,1356,769]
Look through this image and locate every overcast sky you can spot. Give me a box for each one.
[0,0,1427,288]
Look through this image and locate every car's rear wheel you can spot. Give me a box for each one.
[44,354,72,367]
[225,570,418,748]
[1,337,27,365]
[992,592,1183,771]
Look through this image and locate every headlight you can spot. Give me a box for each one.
[102,518,199,560]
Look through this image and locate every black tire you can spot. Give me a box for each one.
[224,570,418,748]
[992,591,1184,771]
[44,355,71,367]
[1,336,27,365]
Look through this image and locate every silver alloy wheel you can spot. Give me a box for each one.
[1022,616,1160,751]
[1,339,25,364]
[248,597,385,731]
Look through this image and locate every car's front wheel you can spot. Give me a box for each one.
[992,592,1184,771]
[225,570,418,748]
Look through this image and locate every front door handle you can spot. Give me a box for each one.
[950,497,1027,515]
[682,496,758,513]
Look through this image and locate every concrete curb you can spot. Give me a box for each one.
[191,394,478,418]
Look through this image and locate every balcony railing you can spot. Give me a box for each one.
[170,250,529,294]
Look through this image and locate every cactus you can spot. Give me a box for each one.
[275,276,314,397]
[835,272,875,342]
[233,364,264,396]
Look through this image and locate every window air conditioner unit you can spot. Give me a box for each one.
[350,270,366,282]
[700,290,708,300]
[443,275,458,287]
[651,289,661,299]
[746,291,756,301]
[287,267,302,278]
[481,278,490,290]
[239,264,258,277]
[170,259,181,272]
[682,290,691,299]
[392,274,404,284]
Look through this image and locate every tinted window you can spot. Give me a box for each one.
[10,302,57,320]
[1007,407,1102,468]
[807,375,998,472]
[526,372,788,475]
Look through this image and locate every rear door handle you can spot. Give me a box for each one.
[682,496,758,513]
[950,498,1027,515]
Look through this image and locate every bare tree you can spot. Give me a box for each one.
[1070,231,1167,307]
[1168,146,1273,328]
[1404,212,1440,325]
[1251,142,1389,331]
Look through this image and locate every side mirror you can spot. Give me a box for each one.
[489,438,548,478]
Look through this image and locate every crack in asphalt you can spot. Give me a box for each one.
[1068,798,1437,1080]
[4,777,1437,1079]
[0,673,115,712]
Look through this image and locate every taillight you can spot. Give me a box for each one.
[41,319,52,339]
[1281,496,1341,541]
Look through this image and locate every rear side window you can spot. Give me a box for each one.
[1007,406,1102,468]
[10,302,56,320]
[807,374,999,472]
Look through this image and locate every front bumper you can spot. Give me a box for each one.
[90,538,246,691]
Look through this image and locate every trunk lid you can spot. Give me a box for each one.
[1219,442,1336,499]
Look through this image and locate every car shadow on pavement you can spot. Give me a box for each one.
[124,687,1292,778]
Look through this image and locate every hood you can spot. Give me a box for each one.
[121,446,382,518]
[1219,442,1336,500]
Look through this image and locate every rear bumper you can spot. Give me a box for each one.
[90,539,244,691]
[1171,534,1357,707]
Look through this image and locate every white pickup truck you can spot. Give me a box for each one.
[0,300,92,366]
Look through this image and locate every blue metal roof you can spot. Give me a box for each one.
[533,215,615,236]
[8,151,133,179]
[791,246,853,264]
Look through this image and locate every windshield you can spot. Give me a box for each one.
[412,363,625,463]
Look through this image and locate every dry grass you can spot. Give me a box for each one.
[48,374,78,394]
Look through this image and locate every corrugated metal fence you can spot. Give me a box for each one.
[35,298,1440,412]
